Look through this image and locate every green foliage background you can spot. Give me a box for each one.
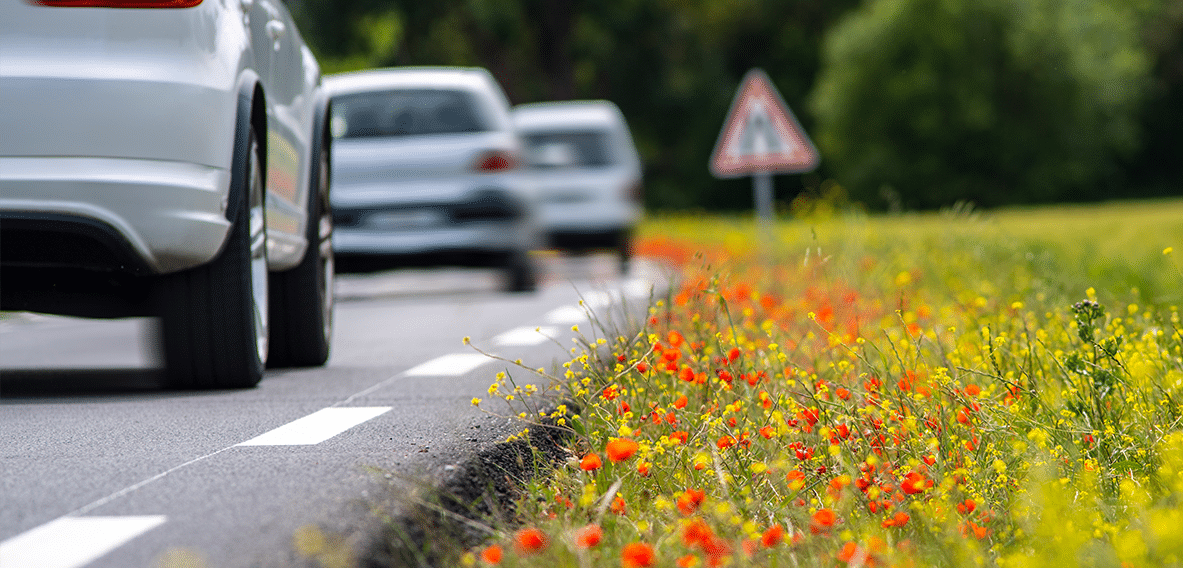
[289,0,1183,212]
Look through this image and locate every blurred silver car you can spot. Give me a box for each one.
[0,0,334,388]
[325,67,541,292]
[512,101,644,273]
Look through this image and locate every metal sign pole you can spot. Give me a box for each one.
[753,171,774,255]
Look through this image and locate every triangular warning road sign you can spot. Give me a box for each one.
[710,69,820,178]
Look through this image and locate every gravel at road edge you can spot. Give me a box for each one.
[360,420,573,568]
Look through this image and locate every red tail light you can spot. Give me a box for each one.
[32,0,202,7]
[473,150,518,173]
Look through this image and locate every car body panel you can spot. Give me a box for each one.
[324,67,540,261]
[0,0,320,273]
[512,101,643,241]
[0,157,230,272]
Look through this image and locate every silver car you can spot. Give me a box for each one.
[325,67,542,292]
[0,0,334,388]
[512,100,644,274]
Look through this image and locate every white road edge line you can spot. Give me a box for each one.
[402,353,492,377]
[236,407,392,446]
[0,515,167,568]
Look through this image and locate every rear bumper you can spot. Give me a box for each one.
[332,185,541,260]
[0,157,232,273]
[547,228,630,250]
[333,220,537,258]
[536,199,641,234]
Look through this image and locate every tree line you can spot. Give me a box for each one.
[290,0,1183,211]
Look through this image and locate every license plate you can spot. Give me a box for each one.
[366,209,445,229]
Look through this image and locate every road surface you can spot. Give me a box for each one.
[0,254,671,568]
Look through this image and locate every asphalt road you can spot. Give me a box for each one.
[0,254,671,568]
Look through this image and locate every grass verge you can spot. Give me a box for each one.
[366,198,1183,568]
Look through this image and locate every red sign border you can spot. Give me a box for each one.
[709,69,820,178]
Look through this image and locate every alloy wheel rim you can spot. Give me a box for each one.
[249,138,269,364]
[318,152,334,341]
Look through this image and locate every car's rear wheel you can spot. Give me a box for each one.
[616,230,632,276]
[267,138,334,368]
[504,250,538,293]
[158,126,268,389]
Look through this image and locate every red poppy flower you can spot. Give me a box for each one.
[606,438,639,463]
[957,498,977,515]
[480,544,502,565]
[761,524,784,547]
[611,495,626,515]
[574,524,602,548]
[901,472,932,494]
[580,453,602,471]
[677,488,706,515]
[811,508,836,533]
[882,511,910,528]
[637,461,652,477]
[700,536,732,566]
[513,527,548,555]
[681,517,713,546]
[837,541,865,564]
[727,346,741,361]
[622,542,656,568]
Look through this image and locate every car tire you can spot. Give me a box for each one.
[157,125,268,389]
[504,250,538,293]
[267,136,333,368]
[617,230,632,276]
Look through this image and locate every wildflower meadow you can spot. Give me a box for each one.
[468,198,1183,568]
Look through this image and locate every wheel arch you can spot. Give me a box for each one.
[309,89,332,210]
[228,74,267,227]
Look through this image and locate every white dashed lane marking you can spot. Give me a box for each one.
[544,305,587,325]
[402,353,491,377]
[492,326,558,347]
[582,290,618,309]
[625,278,655,299]
[0,515,167,568]
[236,407,392,446]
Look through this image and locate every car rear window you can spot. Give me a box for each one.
[521,131,612,168]
[331,89,487,138]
